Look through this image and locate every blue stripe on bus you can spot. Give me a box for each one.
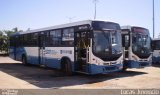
[45,58,61,69]
[124,60,150,68]
[139,62,151,67]
[27,55,123,74]
[9,47,26,61]
[124,60,140,68]
[89,63,123,74]
[27,56,75,71]
[42,57,75,71]
[27,56,39,65]
[16,47,26,61]
[27,56,61,68]
[152,56,160,63]
[9,46,123,74]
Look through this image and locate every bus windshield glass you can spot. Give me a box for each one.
[93,30,122,61]
[132,28,151,58]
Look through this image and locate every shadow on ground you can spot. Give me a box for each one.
[0,62,147,88]
[0,54,9,56]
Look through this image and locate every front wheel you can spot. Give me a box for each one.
[22,56,28,65]
[61,59,73,76]
[122,67,127,71]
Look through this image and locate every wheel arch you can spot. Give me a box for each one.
[60,56,74,72]
[21,53,27,61]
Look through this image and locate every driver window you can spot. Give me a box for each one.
[111,33,116,44]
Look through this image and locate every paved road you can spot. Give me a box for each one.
[0,56,160,89]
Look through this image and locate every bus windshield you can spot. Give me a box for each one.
[132,32,151,58]
[93,30,122,61]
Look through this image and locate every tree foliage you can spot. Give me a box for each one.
[0,27,23,54]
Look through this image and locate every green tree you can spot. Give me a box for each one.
[0,31,4,52]
[0,27,23,54]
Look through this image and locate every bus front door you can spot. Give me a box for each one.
[39,32,46,65]
[122,32,130,69]
[122,33,130,59]
[74,31,90,73]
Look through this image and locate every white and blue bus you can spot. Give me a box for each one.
[152,38,160,64]
[9,20,123,75]
[121,26,152,70]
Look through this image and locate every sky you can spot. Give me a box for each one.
[0,0,159,38]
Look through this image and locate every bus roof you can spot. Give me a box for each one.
[9,32,20,37]
[121,25,148,31]
[20,20,118,34]
[121,25,150,35]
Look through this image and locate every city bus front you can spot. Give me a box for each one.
[88,21,123,74]
[131,27,152,67]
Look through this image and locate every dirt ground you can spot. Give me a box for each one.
[0,56,160,89]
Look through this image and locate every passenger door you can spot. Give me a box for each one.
[39,32,46,65]
[74,31,90,72]
[122,32,130,59]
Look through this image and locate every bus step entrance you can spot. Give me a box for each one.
[76,58,87,72]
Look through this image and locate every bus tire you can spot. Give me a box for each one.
[61,58,73,76]
[122,67,127,71]
[22,55,28,65]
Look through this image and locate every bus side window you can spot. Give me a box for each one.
[19,35,23,47]
[23,35,27,46]
[15,36,19,47]
[50,30,62,46]
[10,36,15,47]
[30,33,38,47]
[28,34,32,47]
[62,28,74,47]
[45,32,50,47]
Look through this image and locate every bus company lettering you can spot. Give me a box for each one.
[78,26,88,30]
[44,50,58,55]
[60,50,72,54]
